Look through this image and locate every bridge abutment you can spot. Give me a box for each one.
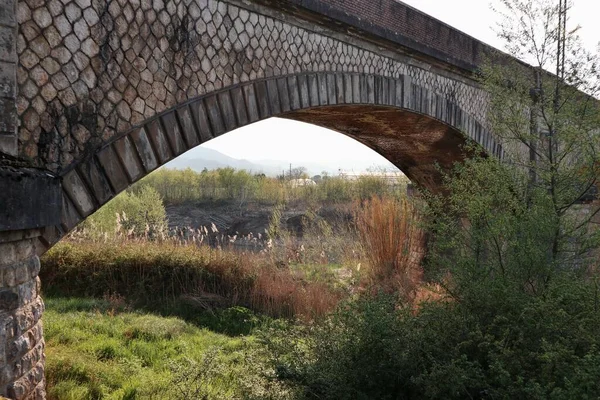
[0,167,60,399]
[0,234,45,400]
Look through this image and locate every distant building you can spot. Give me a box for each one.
[289,178,317,188]
[336,171,409,186]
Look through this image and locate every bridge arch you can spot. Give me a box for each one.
[53,71,501,246]
[2,0,516,397]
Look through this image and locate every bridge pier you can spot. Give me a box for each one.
[0,167,61,399]
[0,233,45,399]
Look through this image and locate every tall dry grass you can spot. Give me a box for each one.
[354,196,425,301]
[41,237,342,320]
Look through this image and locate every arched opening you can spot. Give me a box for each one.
[42,116,433,398]
[57,71,488,247]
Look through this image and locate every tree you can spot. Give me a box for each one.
[478,0,600,269]
[289,166,309,180]
[79,185,167,238]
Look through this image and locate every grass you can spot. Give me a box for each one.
[355,196,425,300]
[41,240,343,321]
[41,194,431,398]
[43,297,293,400]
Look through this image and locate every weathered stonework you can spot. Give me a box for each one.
[15,0,491,173]
[0,231,46,400]
[0,0,18,156]
[2,0,531,398]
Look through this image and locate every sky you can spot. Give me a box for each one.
[179,0,600,172]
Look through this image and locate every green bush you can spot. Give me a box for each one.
[264,154,600,399]
[267,279,600,399]
[80,185,167,238]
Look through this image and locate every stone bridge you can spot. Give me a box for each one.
[0,0,506,397]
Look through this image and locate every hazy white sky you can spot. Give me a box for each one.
[192,0,600,168]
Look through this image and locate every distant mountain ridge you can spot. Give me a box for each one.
[164,146,399,176]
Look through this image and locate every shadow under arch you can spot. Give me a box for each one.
[49,72,501,249]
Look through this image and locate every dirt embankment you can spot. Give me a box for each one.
[165,200,353,237]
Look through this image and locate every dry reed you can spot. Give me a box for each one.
[354,196,425,301]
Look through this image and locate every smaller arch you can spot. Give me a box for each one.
[48,72,500,249]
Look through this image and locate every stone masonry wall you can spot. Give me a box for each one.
[263,0,490,70]
[0,0,18,156]
[0,231,45,400]
[15,0,489,173]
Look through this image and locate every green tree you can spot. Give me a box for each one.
[81,185,167,238]
[482,0,600,266]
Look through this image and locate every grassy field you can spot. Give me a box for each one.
[41,196,424,399]
[43,297,293,400]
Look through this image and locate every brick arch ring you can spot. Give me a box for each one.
[49,71,502,248]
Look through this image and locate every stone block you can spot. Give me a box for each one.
[335,74,344,104]
[189,99,213,143]
[96,146,129,194]
[287,76,300,111]
[0,290,18,311]
[276,78,290,112]
[204,95,225,137]
[0,61,15,97]
[216,92,236,132]
[359,74,368,104]
[160,112,186,157]
[145,119,172,164]
[0,0,16,27]
[230,87,249,127]
[0,96,17,133]
[114,136,143,183]
[374,76,383,105]
[326,74,336,105]
[175,105,200,148]
[1,262,14,287]
[394,78,403,108]
[387,78,397,106]
[0,168,61,232]
[0,26,15,62]
[77,158,113,205]
[8,333,30,361]
[266,79,281,115]
[12,260,29,287]
[17,279,37,307]
[297,74,309,109]
[366,75,375,104]
[0,135,16,156]
[253,81,271,119]
[242,83,259,123]
[402,75,413,109]
[62,170,94,217]
[304,74,316,107]
[381,77,391,105]
[27,258,39,280]
[351,74,360,104]
[130,127,158,173]
[343,74,352,104]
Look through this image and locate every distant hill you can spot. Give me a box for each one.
[164,147,281,175]
[164,146,400,177]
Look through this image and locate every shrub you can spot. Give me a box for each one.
[79,185,167,238]
[354,196,424,300]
